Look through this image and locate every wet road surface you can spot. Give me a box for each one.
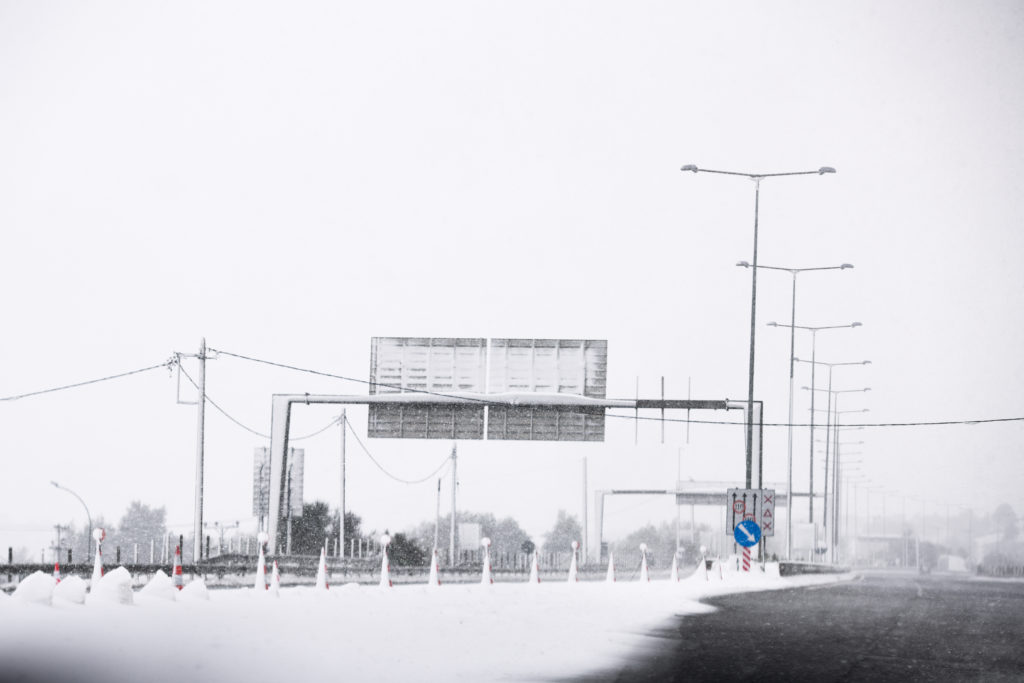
[573,571,1024,682]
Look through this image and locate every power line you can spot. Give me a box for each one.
[605,411,1024,429]
[343,414,451,485]
[0,361,173,402]
[177,362,342,441]
[209,348,1024,430]
[209,348,493,404]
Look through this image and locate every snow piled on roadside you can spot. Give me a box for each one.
[0,563,849,683]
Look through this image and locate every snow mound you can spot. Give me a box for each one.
[12,571,55,605]
[138,570,177,601]
[179,578,210,601]
[53,575,88,604]
[86,566,134,606]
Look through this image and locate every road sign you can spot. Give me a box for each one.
[734,520,761,548]
[726,487,776,537]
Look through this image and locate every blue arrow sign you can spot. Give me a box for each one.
[734,520,761,548]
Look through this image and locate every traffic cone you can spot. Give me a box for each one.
[315,546,329,590]
[528,549,540,584]
[428,549,441,587]
[606,552,615,583]
[255,543,268,591]
[481,538,493,585]
[567,541,579,583]
[670,554,679,582]
[270,560,281,596]
[379,535,392,588]
[172,545,184,591]
[53,561,61,584]
[639,543,650,583]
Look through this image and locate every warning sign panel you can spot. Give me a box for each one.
[726,488,776,537]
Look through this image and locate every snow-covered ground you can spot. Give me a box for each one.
[0,562,850,683]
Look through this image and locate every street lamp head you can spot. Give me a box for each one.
[767,321,779,327]
[818,166,837,175]
[862,360,872,365]
[737,261,751,268]
[851,322,862,327]
[840,263,854,269]
[681,164,699,173]
[50,481,59,488]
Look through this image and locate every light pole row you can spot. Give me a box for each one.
[738,262,853,560]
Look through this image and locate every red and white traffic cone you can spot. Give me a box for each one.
[606,551,615,583]
[481,538,493,585]
[670,554,680,582]
[428,549,441,587]
[379,534,392,588]
[567,541,579,583]
[315,546,329,591]
[528,549,541,584]
[639,543,650,583]
[172,545,184,591]
[53,561,62,584]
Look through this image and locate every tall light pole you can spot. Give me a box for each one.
[50,481,92,562]
[832,408,869,560]
[682,164,836,488]
[742,261,853,559]
[770,322,861,528]
[796,358,871,539]
[803,385,870,561]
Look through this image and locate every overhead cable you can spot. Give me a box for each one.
[343,414,451,485]
[0,361,173,402]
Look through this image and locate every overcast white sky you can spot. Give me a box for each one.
[2,1,1023,557]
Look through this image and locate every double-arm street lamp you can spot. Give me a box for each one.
[50,480,93,561]
[745,261,853,559]
[803,385,870,561]
[770,323,861,525]
[681,164,836,489]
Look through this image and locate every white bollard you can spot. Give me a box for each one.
[567,541,579,583]
[379,535,392,588]
[481,538,493,585]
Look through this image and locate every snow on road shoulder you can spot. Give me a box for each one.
[0,566,850,683]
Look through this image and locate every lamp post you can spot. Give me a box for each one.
[50,481,92,562]
[739,261,853,560]
[682,164,836,488]
[770,323,862,528]
[803,385,870,561]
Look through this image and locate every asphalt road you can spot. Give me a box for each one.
[573,571,1024,682]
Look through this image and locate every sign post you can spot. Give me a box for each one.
[733,520,761,573]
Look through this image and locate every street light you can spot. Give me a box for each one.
[682,164,836,490]
[50,481,92,562]
[772,324,862,525]
[740,260,853,560]
[803,385,870,561]
[795,358,869,526]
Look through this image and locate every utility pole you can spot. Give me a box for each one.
[339,409,346,558]
[449,443,457,566]
[193,337,207,563]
